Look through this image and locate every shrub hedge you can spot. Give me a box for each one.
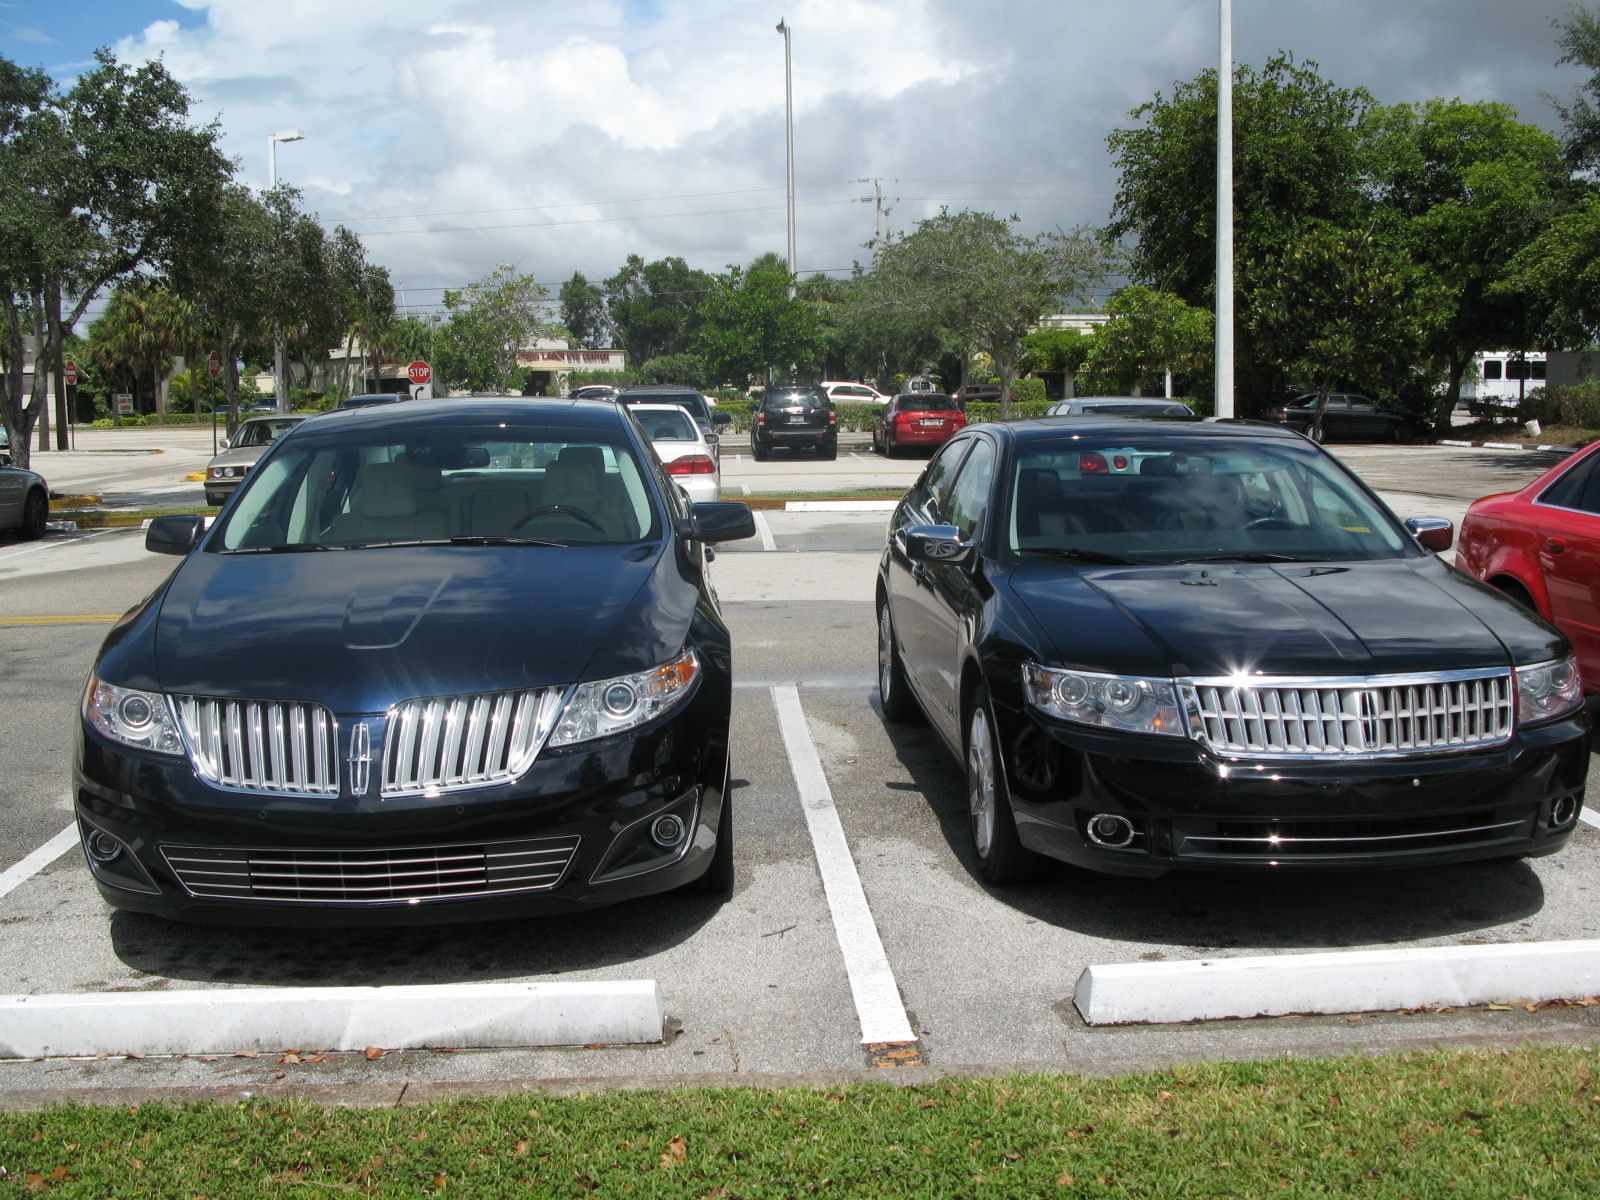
[1519,382,1600,430]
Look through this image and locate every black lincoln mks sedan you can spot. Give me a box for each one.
[876,418,1589,883]
[75,399,756,923]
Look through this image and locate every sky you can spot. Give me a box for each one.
[1,0,1592,322]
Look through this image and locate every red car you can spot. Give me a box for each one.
[871,393,966,456]
[1457,440,1600,693]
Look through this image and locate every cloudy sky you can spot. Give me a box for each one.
[2,0,1591,319]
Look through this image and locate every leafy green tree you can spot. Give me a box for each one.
[692,255,823,386]
[637,352,707,387]
[1080,287,1211,396]
[0,50,227,466]
[559,272,611,348]
[1365,99,1569,427]
[1020,327,1093,398]
[1249,222,1423,440]
[436,265,552,394]
[1106,54,1372,408]
[86,281,187,414]
[603,255,711,365]
[1553,4,1600,173]
[863,210,1111,416]
[1500,192,1600,345]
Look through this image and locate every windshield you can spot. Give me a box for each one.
[1077,402,1192,416]
[1007,435,1413,563]
[898,395,958,411]
[233,419,300,448]
[634,409,699,441]
[216,424,660,551]
[763,387,827,409]
[623,392,709,426]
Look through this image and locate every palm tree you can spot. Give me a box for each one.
[87,282,187,415]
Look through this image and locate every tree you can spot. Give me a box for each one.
[559,272,611,348]
[85,281,189,414]
[0,50,227,467]
[1021,327,1093,398]
[1249,222,1423,440]
[1500,192,1600,345]
[1552,4,1600,173]
[1106,54,1372,408]
[1365,99,1570,427]
[864,211,1111,416]
[603,255,711,365]
[436,265,551,394]
[1080,287,1211,396]
[692,255,823,386]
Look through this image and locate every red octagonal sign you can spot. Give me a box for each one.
[407,360,432,386]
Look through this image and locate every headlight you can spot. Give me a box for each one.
[83,675,184,755]
[1517,656,1584,726]
[1023,663,1185,737]
[548,649,700,747]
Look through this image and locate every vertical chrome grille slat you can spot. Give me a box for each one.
[381,687,563,798]
[1178,669,1514,759]
[174,696,341,797]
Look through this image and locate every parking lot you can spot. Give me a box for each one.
[3,437,1599,1099]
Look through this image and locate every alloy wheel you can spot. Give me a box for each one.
[967,704,996,858]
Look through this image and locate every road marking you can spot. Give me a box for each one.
[1,614,119,629]
[1581,807,1600,830]
[740,483,751,495]
[0,527,120,563]
[751,510,777,552]
[771,684,915,1047]
[0,823,79,903]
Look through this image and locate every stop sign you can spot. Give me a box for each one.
[64,359,78,386]
[207,351,220,379]
[407,360,432,386]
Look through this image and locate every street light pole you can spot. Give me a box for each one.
[776,19,797,300]
[267,129,305,416]
[1214,0,1234,419]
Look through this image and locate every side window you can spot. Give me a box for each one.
[1483,360,1504,381]
[1572,462,1600,517]
[942,439,997,540]
[1539,457,1598,510]
[920,440,970,518]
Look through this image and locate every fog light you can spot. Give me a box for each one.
[86,830,123,863]
[650,814,687,848]
[1086,813,1136,849]
[1552,795,1580,827]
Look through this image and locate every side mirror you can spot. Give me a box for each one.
[0,452,10,468]
[690,501,757,544]
[220,437,231,450]
[712,410,732,426]
[147,514,207,556]
[902,523,975,566]
[1405,516,1454,553]
[747,402,760,413]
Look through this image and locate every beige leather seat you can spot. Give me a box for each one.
[325,462,448,545]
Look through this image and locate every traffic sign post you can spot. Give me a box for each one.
[407,360,433,401]
[208,351,220,379]
[64,360,78,387]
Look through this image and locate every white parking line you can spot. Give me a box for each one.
[1581,807,1600,830]
[771,685,915,1046]
[0,527,119,563]
[0,824,78,902]
[751,510,777,552]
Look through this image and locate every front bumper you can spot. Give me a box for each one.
[998,703,1589,877]
[73,677,731,925]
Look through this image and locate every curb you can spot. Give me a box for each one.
[0,981,666,1058]
[785,500,899,513]
[1073,939,1600,1026]
[1435,438,1572,453]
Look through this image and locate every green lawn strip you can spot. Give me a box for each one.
[4,1048,1597,1197]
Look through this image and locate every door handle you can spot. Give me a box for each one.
[1546,537,1568,555]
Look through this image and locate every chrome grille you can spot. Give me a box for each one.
[1178,669,1514,759]
[381,687,565,798]
[161,836,581,904]
[172,696,339,796]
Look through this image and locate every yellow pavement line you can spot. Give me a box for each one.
[0,614,121,627]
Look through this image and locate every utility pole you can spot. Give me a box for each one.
[873,179,886,257]
[1214,0,1235,419]
[777,19,797,299]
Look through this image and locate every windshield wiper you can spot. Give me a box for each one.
[224,543,337,554]
[446,535,568,547]
[1172,551,1312,563]
[1018,546,1142,565]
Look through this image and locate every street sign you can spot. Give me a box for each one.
[406,360,432,386]
[64,360,78,386]
[113,393,134,416]
[207,351,220,379]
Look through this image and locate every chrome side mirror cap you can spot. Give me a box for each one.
[1406,516,1454,553]
[903,523,975,566]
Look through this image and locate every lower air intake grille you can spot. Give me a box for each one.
[161,835,581,904]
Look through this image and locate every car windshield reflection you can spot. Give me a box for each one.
[1007,436,1413,564]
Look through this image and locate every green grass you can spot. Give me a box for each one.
[3,1048,1598,1197]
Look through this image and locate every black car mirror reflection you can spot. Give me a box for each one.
[903,523,975,566]
[146,514,207,556]
[690,501,757,544]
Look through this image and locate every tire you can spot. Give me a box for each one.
[965,683,1041,884]
[751,438,769,462]
[884,432,898,458]
[877,600,920,723]
[690,761,735,897]
[1393,422,1420,445]
[872,428,883,454]
[818,439,837,461]
[19,488,47,540]
[1309,423,1327,445]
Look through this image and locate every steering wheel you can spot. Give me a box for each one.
[512,504,606,533]
[1244,517,1298,531]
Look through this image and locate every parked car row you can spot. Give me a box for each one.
[0,430,50,540]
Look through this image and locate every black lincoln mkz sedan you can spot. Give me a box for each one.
[877,418,1589,882]
[76,399,755,923]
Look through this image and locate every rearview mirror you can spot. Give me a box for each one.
[147,514,207,556]
[713,410,732,426]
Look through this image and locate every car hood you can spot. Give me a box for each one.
[150,543,686,713]
[207,444,270,470]
[1005,556,1560,679]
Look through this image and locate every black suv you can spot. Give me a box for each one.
[615,386,731,459]
[751,384,837,460]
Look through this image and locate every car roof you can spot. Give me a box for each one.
[983,417,1301,443]
[299,397,631,436]
[617,384,702,395]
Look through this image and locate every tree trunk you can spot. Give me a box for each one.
[1312,376,1333,443]
[47,287,68,450]
[224,344,241,439]
[1432,355,1466,434]
[29,287,56,456]
[1063,368,1076,400]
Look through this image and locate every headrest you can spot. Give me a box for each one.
[355,463,418,518]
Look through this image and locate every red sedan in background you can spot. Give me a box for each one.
[1457,440,1600,693]
[871,393,966,457]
